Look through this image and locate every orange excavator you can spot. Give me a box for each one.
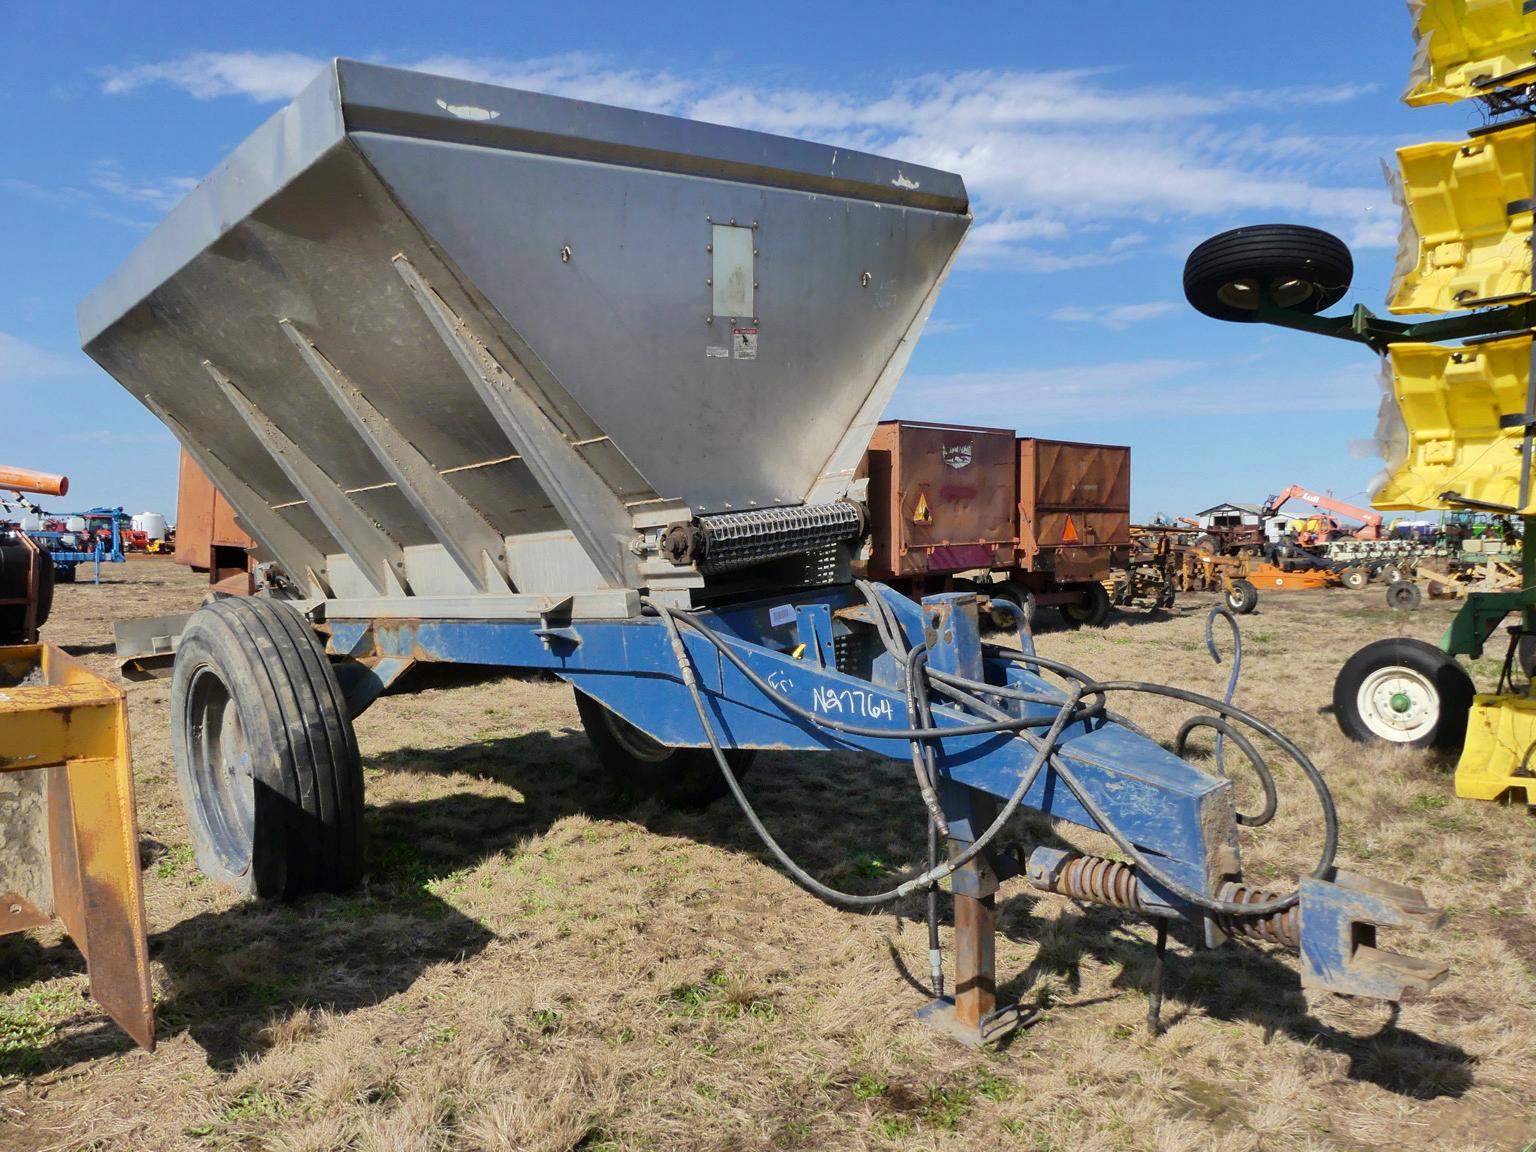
[1262,484,1383,545]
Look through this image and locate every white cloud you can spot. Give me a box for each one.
[920,317,970,336]
[95,51,1393,269]
[409,52,695,114]
[0,333,81,382]
[101,51,325,102]
[90,162,200,212]
[897,359,1378,424]
[1049,302,1179,329]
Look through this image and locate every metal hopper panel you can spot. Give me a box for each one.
[80,60,969,605]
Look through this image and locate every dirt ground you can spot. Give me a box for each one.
[1,557,1533,1151]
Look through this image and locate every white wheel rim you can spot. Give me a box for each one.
[1356,666,1439,743]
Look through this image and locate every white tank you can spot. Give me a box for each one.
[65,516,87,533]
[132,512,169,540]
[18,513,43,532]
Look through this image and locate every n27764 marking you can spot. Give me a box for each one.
[811,686,894,721]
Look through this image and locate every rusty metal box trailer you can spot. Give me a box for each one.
[860,422,1131,626]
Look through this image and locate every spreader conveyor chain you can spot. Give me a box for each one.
[660,500,866,574]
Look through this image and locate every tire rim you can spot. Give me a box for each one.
[1356,666,1439,743]
[601,706,673,764]
[185,664,255,875]
[1269,277,1315,308]
[1216,278,1260,311]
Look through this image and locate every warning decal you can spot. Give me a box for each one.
[733,327,758,360]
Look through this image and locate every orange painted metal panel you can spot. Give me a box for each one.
[175,449,253,571]
[864,420,1016,579]
[1017,439,1131,578]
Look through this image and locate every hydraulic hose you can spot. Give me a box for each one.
[643,595,1338,920]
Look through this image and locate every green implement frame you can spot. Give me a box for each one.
[1252,298,1536,660]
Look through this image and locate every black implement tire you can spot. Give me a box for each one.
[989,579,1037,634]
[1058,582,1112,629]
[55,563,75,584]
[32,556,53,629]
[576,689,754,808]
[0,543,31,643]
[1333,638,1473,750]
[1189,534,1219,557]
[1386,581,1422,612]
[170,597,363,899]
[1156,579,1177,609]
[1184,224,1352,322]
[1340,566,1368,591]
[1226,578,1259,615]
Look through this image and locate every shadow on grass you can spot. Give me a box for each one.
[0,793,509,1077]
[0,721,1476,1097]
[358,727,1481,1102]
[995,899,1474,1100]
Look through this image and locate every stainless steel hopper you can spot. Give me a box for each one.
[80,60,970,609]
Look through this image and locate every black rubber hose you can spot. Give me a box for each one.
[1173,715,1278,827]
[649,600,1077,906]
[649,598,1337,919]
[663,605,1085,740]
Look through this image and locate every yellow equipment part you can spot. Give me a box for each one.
[1388,123,1534,313]
[1374,333,1534,513]
[1405,0,1536,107]
[1457,693,1536,804]
[0,644,154,1050]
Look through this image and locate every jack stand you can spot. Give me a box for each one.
[1147,919,1168,1037]
[915,786,1033,1046]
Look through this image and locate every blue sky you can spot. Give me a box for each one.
[0,1,1484,520]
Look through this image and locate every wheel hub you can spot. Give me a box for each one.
[1357,666,1439,742]
[185,664,255,875]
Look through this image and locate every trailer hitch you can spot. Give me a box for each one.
[1025,847,1447,1001]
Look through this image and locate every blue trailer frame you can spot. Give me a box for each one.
[324,582,1447,1042]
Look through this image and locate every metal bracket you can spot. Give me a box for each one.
[144,399,332,599]
[333,656,416,719]
[392,255,637,588]
[1298,870,1448,1000]
[205,360,408,597]
[112,613,191,681]
[279,320,516,594]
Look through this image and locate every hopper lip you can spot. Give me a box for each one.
[78,56,969,350]
[335,58,968,215]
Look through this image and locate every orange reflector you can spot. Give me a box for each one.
[913,492,931,523]
[1061,514,1080,545]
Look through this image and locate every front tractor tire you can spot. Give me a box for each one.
[1184,224,1353,322]
[575,689,753,808]
[171,597,363,900]
[1333,638,1474,751]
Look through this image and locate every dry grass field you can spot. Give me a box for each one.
[1,558,1533,1151]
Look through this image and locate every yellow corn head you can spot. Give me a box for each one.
[1405,0,1536,106]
